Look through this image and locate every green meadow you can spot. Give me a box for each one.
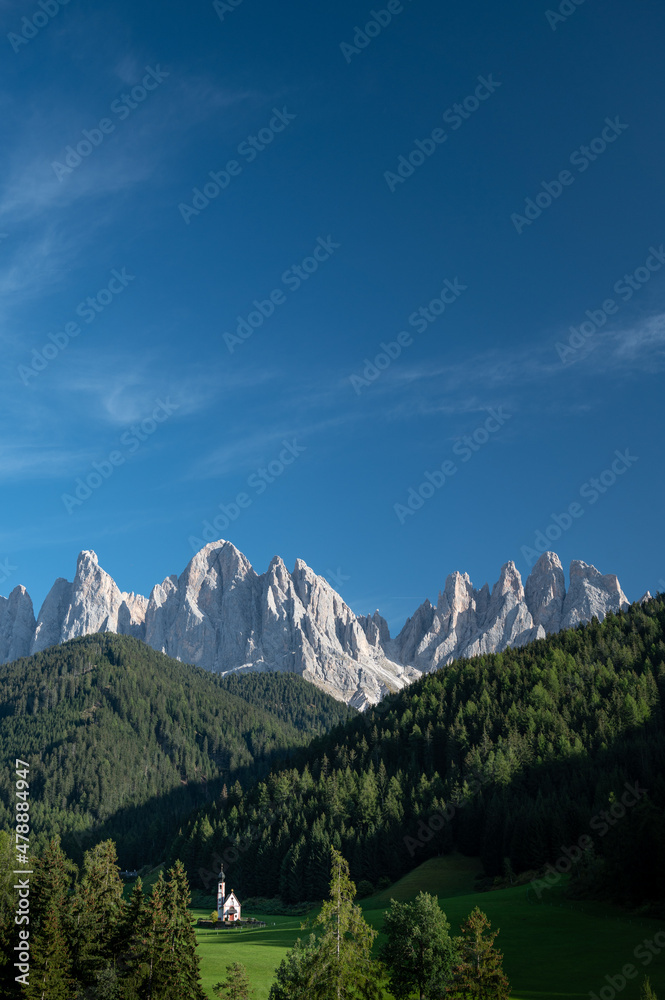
[194,854,665,1000]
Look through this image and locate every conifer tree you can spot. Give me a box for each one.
[269,935,318,1000]
[138,871,172,999]
[641,978,659,1000]
[91,965,123,999]
[69,840,125,983]
[24,903,74,1000]
[116,876,147,989]
[449,907,510,1000]
[214,962,255,1000]
[380,891,454,999]
[271,848,381,1000]
[279,836,306,903]
[163,860,207,1000]
[0,832,16,997]
[30,837,76,929]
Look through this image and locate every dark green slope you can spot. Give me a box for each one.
[217,671,354,733]
[175,595,665,908]
[0,633,354,865]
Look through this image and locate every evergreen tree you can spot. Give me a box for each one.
[90,965,123,999]
[641,979,659,1000]
[380,892,454,999]
[24,903,74,1000]
[270,850,381,1000]
[124,871,171,1000]
[279,836,306,903]
[449,907,510,1000]
[213,962,255,1000]
[30,837,76,929]
[163,860,207,1000]
[269,935,318,1000]
[0,831,16,997]
[310,848,382,1000]
[116,876,147,987]
[306,830,332,901]
[69,840,125,983]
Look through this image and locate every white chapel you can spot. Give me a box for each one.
[217,867,242,922]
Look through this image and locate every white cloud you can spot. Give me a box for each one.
[0,444,98,480]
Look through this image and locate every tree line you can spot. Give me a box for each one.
[213,847,660,1000]
[173,596,665,909]
[0,634,353,865]
[0,832,206,1000]
[212,847,510,1000]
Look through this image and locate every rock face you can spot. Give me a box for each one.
[392,551,630,673]
[561,560,629,630]
[0,587,36,663]
[26,542,417,709]
[31,551,147,654]
[1,544,631,705]
[524,552,566,633]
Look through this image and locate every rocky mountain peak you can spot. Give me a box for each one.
[440,570,474,609]
[561,560,629,629]
[494,560,524,599]
[393,553,630,680]
[0,585,36,663]
[525,551,566,633]
[1,544,633,706]
[78,549,98,567]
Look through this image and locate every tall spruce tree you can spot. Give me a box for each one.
[121,863,205,1000]
[135,871,172,1000]
[30,837,76,929]
[18,838,77,1000]
[0,832,16,999]
[311,847,382,1000]
[271,848,381,1000]
[449,907,510,1000]
[117,877,148,993]
[163,860,206,1000]
[24,903,74,1000]
[119,878,146,955]
[69,840,126,984]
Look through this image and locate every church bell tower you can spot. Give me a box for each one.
[217,867,226,919]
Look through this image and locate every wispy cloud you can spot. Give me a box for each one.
[0,67,256,223]
[348,310,665,401]
[0,444,98,480]
[611,313,665,366]
[0,58,256,311]
[189,413,354,480]
[52,352,279,427]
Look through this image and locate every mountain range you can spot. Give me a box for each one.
[0,542,630,707]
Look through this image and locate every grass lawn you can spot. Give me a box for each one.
[194,912,306,998]
[195,854,665,1000]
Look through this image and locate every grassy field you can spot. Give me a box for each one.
[195,913,306,998]
[194,853,665,1000]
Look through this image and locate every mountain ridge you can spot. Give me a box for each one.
[0,632,354,864]
[0,542,630,706]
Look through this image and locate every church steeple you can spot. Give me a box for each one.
[217,867,226,919]
[216,866,242,923]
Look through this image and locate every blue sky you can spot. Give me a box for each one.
[1,0,664,632]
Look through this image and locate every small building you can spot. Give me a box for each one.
[217,867,242,922]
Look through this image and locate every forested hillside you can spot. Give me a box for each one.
[0,634,354,865]
[175,596,665,908]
